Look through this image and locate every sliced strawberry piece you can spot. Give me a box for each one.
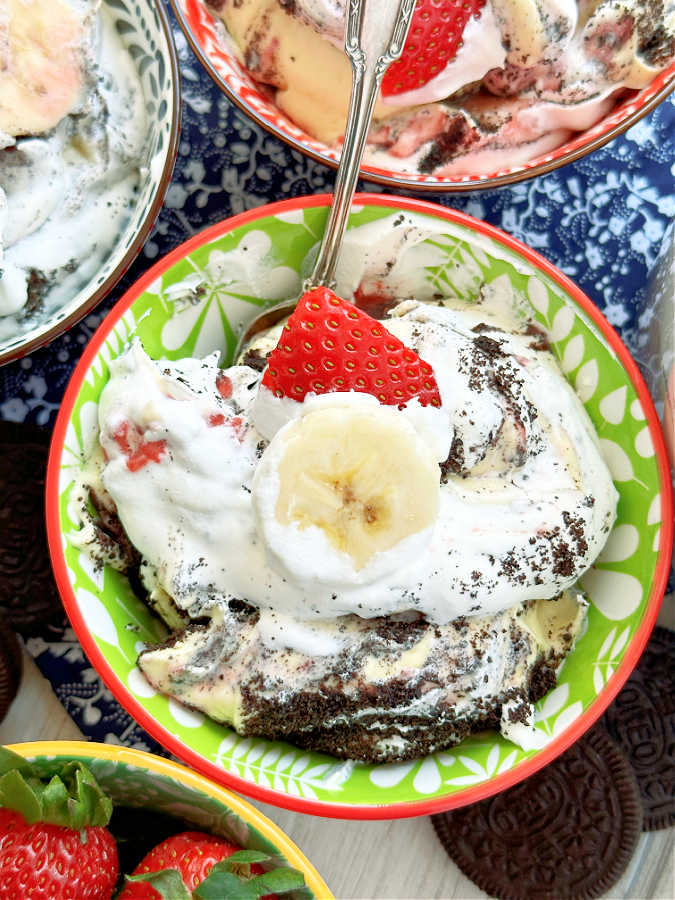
[112,421,133,455]
[111,421,167,472]
[126,440,167,472]
[381,0,486,97]
[216,372,233,398]
[261,287,441,408]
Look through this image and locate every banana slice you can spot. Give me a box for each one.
[252,399,440,584]
[0,0,87,138]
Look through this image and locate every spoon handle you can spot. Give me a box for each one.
[304,0,416,292]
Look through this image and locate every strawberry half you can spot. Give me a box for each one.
[381,0,486,97]
[261,287,442,408]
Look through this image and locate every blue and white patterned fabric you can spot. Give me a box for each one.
[1,9,673,751]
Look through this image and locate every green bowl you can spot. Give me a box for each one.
[6,741,329,897]
[46,195,673,818]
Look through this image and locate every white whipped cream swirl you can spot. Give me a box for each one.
[94,294,617,628]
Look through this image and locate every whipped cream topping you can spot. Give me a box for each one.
[0,1,148,339]
[253,385,453,461]
[94,291,617,635]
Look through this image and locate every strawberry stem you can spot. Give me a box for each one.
[0,747,113,829]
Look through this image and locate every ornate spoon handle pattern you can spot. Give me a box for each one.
[235,0,416,356]
[307,0,417,290]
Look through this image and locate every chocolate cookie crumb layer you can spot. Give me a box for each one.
[431,726,642,900]
[603,625,675,830]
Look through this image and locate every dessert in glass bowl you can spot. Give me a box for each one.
[199,0,675,179]
[70,244,618,763]
[0,0,178,361]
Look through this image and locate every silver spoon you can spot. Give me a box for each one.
[234,0,416,359]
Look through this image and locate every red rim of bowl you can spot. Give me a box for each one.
[0,0,182,368]
[170,0,675,192]
[46,193,674,819]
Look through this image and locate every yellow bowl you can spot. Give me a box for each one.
[5,741,332,899]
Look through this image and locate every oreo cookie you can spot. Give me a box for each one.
[604,625,675,830]
[432,727,642,900]
[0,615,22,723]
[0,421,65,636]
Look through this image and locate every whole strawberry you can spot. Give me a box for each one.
[0,748,118,900]
[261,286,442,408]
[119,830,304,899]
[382,0,486,97]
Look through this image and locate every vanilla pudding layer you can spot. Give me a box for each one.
[208,0,675,175]
[0,0,148,338]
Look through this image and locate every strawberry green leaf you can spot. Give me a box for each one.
[194,856,307,899]
[0,751,112,829]
[223,850,271,865]
[0,768,41,822]
[249,867,307,894]
[40,774,69,822]
[0,748,35,777]
[193,869,260,899]
[125,870,192,900]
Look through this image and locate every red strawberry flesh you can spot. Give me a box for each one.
[0,808,118,900]
[216,372,233,398]
[382,0,486,97]
[112,421,167,473]
[260,287,441,409]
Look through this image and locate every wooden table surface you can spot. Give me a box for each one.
[1,607,673,900]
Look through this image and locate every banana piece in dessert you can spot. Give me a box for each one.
[254,404,440,575]
[0,0,87,140]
